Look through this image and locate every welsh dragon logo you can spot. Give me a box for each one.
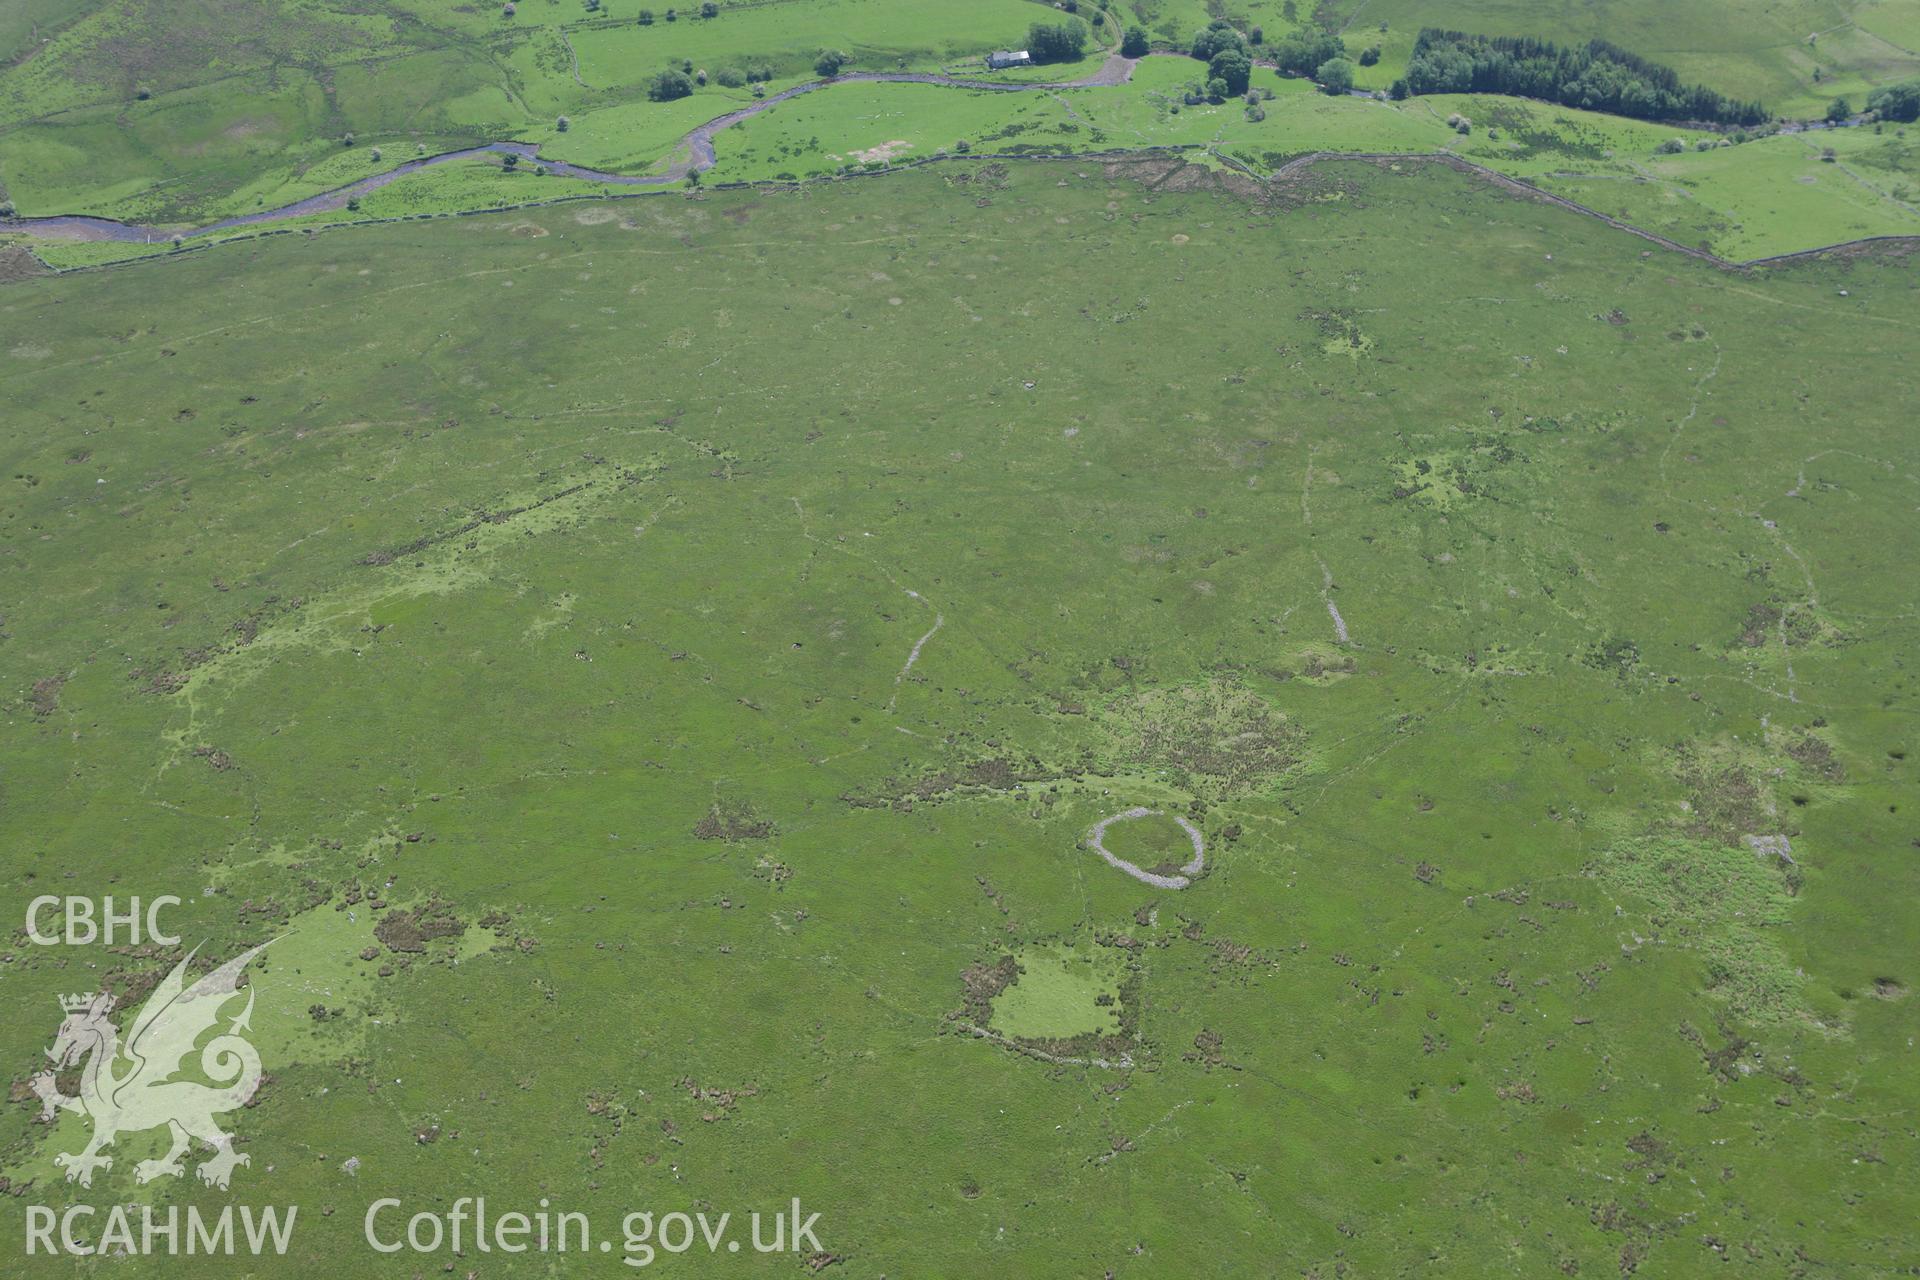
[31,941,270,1190]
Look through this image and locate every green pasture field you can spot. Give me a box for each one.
[526,83,784,171]
[703,61,1434,183]
[568,0,1047,84]
[1529,123,1920,261]
[2,155,1916,1276]
[1122,0,1316,49]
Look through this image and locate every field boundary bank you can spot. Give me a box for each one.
[1276,150,1920,269]
[2,145,1190,275]
[14,148,1916,278]
[5,62,1918,275]
[13,146,1917,278]
[1285,149,1732,260]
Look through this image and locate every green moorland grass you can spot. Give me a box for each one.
[0,44,525,223]
[0,0,100,64]
[0,0,402,121]
[1315,0,1920,118]
[1,156,1916,1275]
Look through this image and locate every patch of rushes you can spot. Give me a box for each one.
[1590,835,1805,1023]
[1098,679,1304,799]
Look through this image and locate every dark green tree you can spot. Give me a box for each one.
[1868,80,1920,121]
[1269,31,1345,76]
[1209,49,1252,96]
[1120,26,1150,57]
[1190,19,1246,62]
[814,48,849,76]
[1027,19,1089,63]
[648,68,695,100]
[1825,96,1852,122]
[1316,56,1356,94]
[1400,29,1767,126]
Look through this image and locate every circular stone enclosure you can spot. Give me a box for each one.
[1085,807,1206,889]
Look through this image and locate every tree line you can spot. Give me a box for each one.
[1867,80,1920,122]
[1026,19,1087,64]
[1179,19,1354,99]
[1395,30,1768,126]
